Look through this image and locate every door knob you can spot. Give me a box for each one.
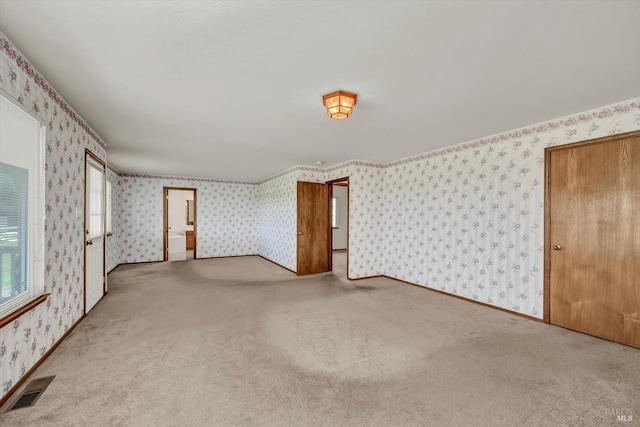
[297,232,303,235]
[86,240,93,246]
[553,245,562,250]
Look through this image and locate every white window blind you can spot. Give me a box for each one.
[0,93,45,319]
[0,163,28,304]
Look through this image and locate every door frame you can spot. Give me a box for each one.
[84,149,107,314]
[163,186,197,261]
[326,177,350,278]
[543,129,640,324]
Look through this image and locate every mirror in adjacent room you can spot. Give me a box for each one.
[187,199,194,225]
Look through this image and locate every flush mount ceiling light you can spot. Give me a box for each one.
[322,90,357,119]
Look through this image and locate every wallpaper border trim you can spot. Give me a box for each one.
[257,165,300,184]
[0,32,107,150]
[306,159,386,172]
[257,159,385,184]
[119,173,255,185]
[385,99,640,168]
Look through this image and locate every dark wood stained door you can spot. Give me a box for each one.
[549,134,640,348]
[297,181,329,275]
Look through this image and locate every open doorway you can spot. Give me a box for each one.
[327,177,349,278]
[163,187,196,261]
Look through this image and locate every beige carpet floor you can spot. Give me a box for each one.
[1,254,638,426]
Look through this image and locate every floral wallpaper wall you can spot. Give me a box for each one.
[119,175,258,264]
[257,169,298,271]
[197,180,257,258]
[382,99,640,319]
[0,32,107,400]
[106,166,122,273]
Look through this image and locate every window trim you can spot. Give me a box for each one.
[0,90,47,325]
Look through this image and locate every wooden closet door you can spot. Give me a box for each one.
[548,133,640,348]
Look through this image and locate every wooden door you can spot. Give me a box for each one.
[85,153,106,313]
[297,181,329,275]
[548,132,640,348]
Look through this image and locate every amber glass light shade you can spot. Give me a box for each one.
[322,90,357,119]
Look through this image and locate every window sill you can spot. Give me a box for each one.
[0,293,51,329]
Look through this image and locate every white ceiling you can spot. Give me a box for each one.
[1,1,639,182]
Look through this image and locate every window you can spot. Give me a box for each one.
[87,161,104,239]
[0,94,46,320]
[332,197,338,228]
[106,180,112,235]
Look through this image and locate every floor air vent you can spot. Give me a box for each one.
[7,376,55,411]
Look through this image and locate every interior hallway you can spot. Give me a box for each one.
[1,256,638,426]
[332,250,347,279]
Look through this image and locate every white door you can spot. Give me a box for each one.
[85,155,105,312]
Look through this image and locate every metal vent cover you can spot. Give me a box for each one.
[7,376,55,412]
